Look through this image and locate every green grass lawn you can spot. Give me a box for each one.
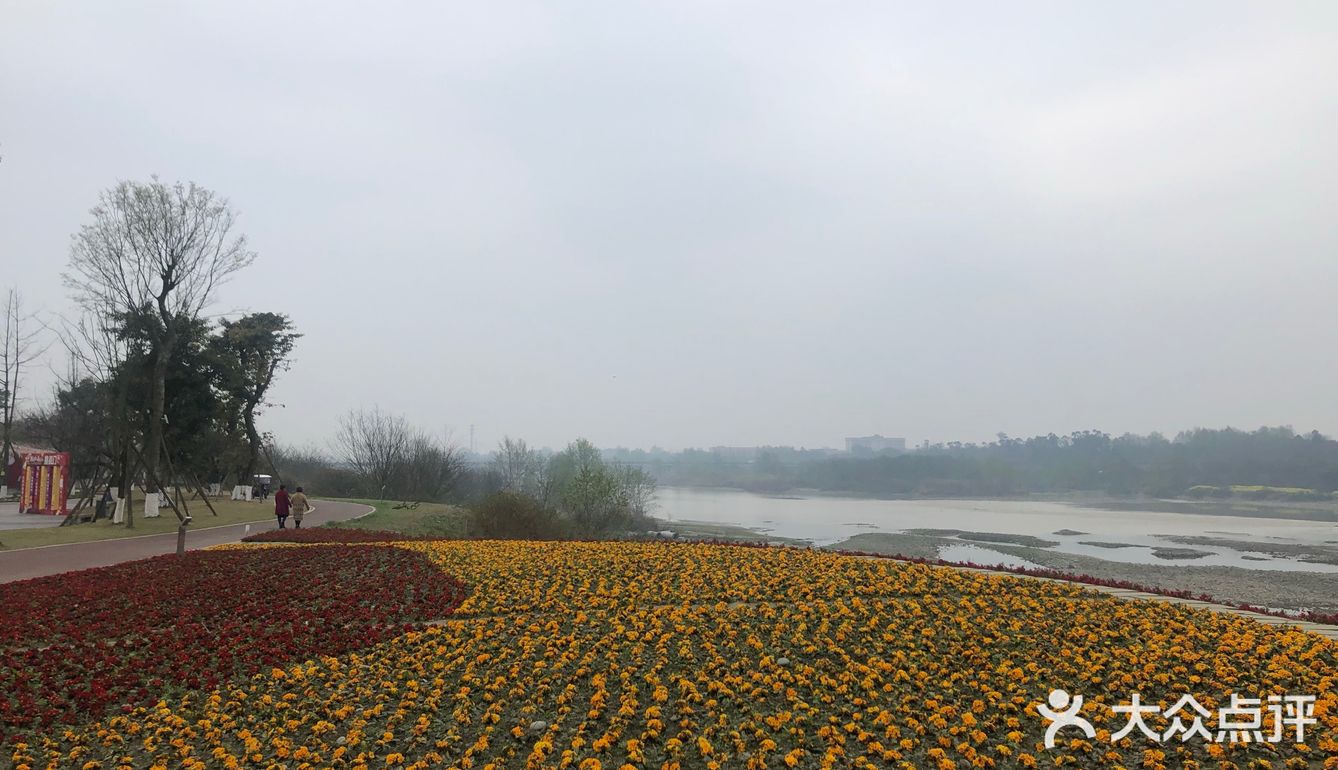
[0,498,280,550]
[325,498,471,538]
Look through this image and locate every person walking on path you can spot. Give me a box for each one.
[290,487,310,529]
[273,485,291,528]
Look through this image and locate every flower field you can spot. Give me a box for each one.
[241,529,427,544]
[8,540,1338,769]
[0,547,466,744]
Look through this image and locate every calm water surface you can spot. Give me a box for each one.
[655,487,1338,572]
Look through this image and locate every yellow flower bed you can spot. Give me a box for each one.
[21,541,1338,769]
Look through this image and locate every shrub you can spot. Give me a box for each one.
[469,491,567,539]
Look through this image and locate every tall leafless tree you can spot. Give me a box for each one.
[52,310,137,522]
[491,436,544,496]
[54,310,128,389]
[401,433,464,501]
[334,407,462,500]
[334,407,413,498]
[615,463,658,519]
[64,178,255,491]
[1,289,48,484]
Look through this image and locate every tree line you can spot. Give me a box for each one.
[603,427,1338,499]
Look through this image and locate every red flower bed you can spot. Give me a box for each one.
[0,546,466,742]
[241,527,429,544]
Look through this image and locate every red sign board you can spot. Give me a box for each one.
[19,451,70,515]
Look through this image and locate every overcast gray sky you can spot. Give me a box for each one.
[2,1,1336,451]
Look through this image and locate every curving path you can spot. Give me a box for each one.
[0,500,373,583]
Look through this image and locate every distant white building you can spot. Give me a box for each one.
[844,435,906,454]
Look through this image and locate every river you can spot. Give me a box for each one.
[654,487,1338,572]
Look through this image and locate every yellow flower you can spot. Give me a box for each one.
[24,540,1338,769]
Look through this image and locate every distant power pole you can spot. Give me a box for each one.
[469,424,475,454]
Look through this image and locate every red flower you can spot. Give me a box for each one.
[0,545,465,743]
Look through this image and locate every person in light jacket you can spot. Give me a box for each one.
[290,486,311,528]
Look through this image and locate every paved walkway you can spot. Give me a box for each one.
[0,502,65,530]
[0,500,372,583]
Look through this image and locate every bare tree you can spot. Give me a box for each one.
[491,436,543,495]
[64,178,256,488]
[334,407,412,498]
[51,310,138,522]
[2,289,48,488]
[615,463,658,519]
[401,433,464,501]
[334,407,464,501]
